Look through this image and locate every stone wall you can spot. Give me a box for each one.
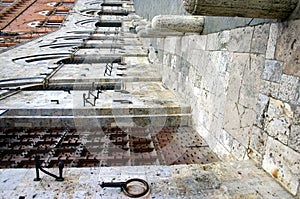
[152,19,300,196]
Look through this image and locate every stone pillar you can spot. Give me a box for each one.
[183,0,299,19]
[152,15,204,33]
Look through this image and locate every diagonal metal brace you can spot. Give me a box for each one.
[34,155,64,181]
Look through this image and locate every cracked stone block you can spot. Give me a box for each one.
[224,100,240,136]
[288,124,300,152]
[239,54,264,108]
[254,94,269,128]
[262,60,284,83]
[226,53,248,102]
[266,23,279,59]
[224,102,254,148]
[264,98,293,144]
[259,79,280,98]
[278,74,299,104]
[262,137,300,195]
[251,23,270,54]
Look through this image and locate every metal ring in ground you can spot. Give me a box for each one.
[122,178,150,198]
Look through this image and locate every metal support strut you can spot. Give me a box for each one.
[34,155,64,181]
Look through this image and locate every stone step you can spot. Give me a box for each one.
[0,113,191,128]
[3,106,191,116]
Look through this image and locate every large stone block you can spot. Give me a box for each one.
[205,31,230,51]
[231,138,249,160]
[264,98,293,144]
[216,129,234,153]
[254,94,269,128]
[226,53,249,102]
[262,137,300,196]
[278,74,299,104]
[262,60,284,83]
[266,23,279,59]
[249,126,268,156]
[163,37,182,56]
[227,27,253,53]
[259,79,280,98]
[239,54,264,108]
[289,124,300,152]
[250,23,270,54]
[276,19,300,77]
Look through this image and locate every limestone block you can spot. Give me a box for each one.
[254,94,269,128]
[262,137,300,195]
[227,27,253,53]
[205,31,230,51]
[262,60,284,83]
[226,53,249,102]
[289,124,300,152]
[278,74,299,104]
[223,100,240,136]
[163,37,182,56]
[249,126,268,156]
[248,126,268,165]
[264,98,293,144]
[259,79,280,98]
[231,138,248,160]
[145,27,184,38]
[266,23,279,59]
[239,54,264,108]
[250,24,270,54]
[182,35,207,54]
[217,129,234,153]
[183,0,298,19]
[152,15,204,33]
[276,19,300,77]
[294,106,300,130]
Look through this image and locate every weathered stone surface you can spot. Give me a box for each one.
[266,23,279,59]
[152,15,204,33]
[182,35,207,52]
[138,27,184,38]
[231,138,249,160]
[226,53,248,102]
[251,23,270,54]
[239,54,264,108]
[264,98,293,144]
[262,137,300,195]
[262,60,284,83]
[278,74,299,104]
[254,94,269,128]
[289,124,300,152]
[259,79,280,98]
[250,126,268,155]
[216,129,234,153]
[205,31,230,51]
[182,0,298,19]
[227,27,253,53]
[276,19,300,77]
